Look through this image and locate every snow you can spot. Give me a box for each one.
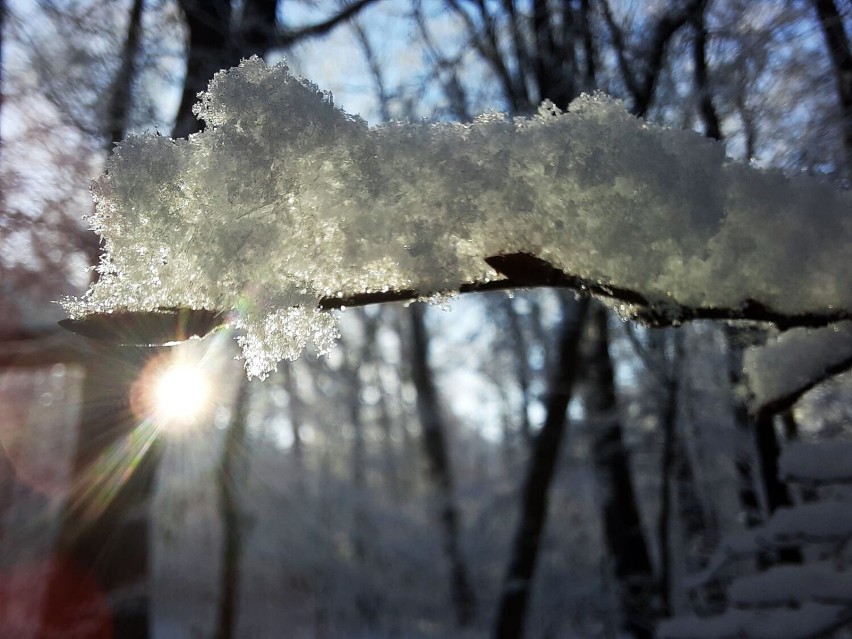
[744,321,852,414]
[747,499,852,545]
[689,499,852,582]
[657,604,851,639]
[62,57,852,377]
[729,563,852,607]
[779,440,852,484]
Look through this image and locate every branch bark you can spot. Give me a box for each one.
[753,353,852,419]
[59,252,852,347]
[323,252,850,328]
[276,0,382,46]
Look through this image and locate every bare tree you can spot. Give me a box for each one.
[493,296,589,639]
[811,0,852,174]
[408,304,477,627]
[689,17,797,532]
[6,1,388,636]
[39,3,152,635]
[600,0,707,117]
[584,305,655,639]
[216,378,252,639]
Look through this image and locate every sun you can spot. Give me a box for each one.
[131,350,215,435]
[153,364,211,424]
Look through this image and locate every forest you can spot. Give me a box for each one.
[1,1,852,638]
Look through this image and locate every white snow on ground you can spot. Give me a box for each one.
[657,603,851,639]
[729,562,852,607]
[733,499,852,549]
[779,440,852,483]
[63,58,852,376]
[687,498,852,583]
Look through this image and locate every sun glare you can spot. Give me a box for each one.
[130,339,226,438]
[153,365,210,425]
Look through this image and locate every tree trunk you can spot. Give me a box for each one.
[500,296,533,444]
[408,304,477,628]
[579,0,596,89]
[754,413,792,513]
[673,433,716,574]
[726,332,768,529]
[585,303,655,639]
[391,310,420,498]
[39,2,151,632]
[754,413,800,565]
[281,364,304,468]
[811,0,852,175]
[215,378,252,639]
[343,333,380,627]
[726,329,800,566]
[1,0,6,144]
[236,0,278,58]
[657,331,683,620]
[691,3,721,141]
[493,296,589,639]
[105,0,144,148]
[725,327,794,523]
[693,37,796,556]
[363,311,402,499]
[780,411,819,503]
[173,0,234,138]
[42,345,159,638]
[0,3,10,613]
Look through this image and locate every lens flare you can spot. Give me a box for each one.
[131,349,215,436]
[153,365,210,424]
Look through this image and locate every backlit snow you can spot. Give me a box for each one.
[63,58,852,376]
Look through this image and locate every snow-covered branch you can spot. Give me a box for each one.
[686,499,852,585]
[743,321,852,416]
[62,58,852,376]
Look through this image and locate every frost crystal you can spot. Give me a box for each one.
[64,57,852,377]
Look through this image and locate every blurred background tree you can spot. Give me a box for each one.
[1,1,851,638]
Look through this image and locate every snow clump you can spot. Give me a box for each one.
[63,57,852,377]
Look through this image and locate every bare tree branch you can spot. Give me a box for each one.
[755,354,852,419]
[447,0,528,112]
[601,0,706,117]
[277,0,382,45]
[59,253,852,347]
[412,3,470,121]
[352,19,392,122]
